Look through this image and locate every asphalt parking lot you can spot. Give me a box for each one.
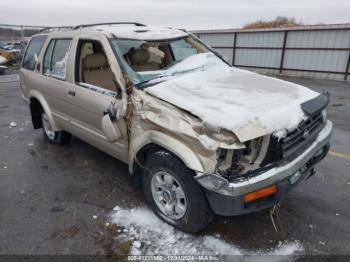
[0,74,349,256]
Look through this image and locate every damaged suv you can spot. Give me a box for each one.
[20,23,333,232]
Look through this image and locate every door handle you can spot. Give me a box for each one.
[68,90,75,97]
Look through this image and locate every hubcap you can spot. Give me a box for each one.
[42,112,55,140]
[151,171,187,219]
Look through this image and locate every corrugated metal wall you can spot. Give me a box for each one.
[193,26,350,81]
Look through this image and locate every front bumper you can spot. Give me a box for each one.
[195,120,333,216]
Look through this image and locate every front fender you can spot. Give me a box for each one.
[129,130,204,174]
[29,90,59,131]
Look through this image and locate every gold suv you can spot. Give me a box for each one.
[20,22,333,232]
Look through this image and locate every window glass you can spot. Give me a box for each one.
[43,40,55,75]
[22,35,47,70]
[43,39,71,79]
[50,40,71,79]
[170,39,198,61]
[110,36,209,84]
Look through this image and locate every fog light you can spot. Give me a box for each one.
[290,171,302,184]
[322,109,327,123]
[244,184,277,203]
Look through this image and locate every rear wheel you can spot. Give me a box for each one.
[142,150,214,233]
[41,112,71,144]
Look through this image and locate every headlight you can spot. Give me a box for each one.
[195,173,228,191]
[322,109,327,123]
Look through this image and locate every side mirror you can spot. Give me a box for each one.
[101,114,121,142]
[101,100,122,142]
[107,102,117,120]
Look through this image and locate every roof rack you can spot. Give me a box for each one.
[39,26,74,32]
[73,22,146,29]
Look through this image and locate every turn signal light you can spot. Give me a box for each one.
[244,184,277,203]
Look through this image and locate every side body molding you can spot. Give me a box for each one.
[129,130,204,174]
[29,90,59,131]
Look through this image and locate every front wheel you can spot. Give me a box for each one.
[41,112,71,144]
[142,150,214,233]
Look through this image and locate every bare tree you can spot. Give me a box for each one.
[243,16,303,29]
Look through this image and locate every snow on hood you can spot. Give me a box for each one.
[146,53,319,141]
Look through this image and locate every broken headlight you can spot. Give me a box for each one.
[215,137,264,178]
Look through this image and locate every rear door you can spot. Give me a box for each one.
[38,38,74,129]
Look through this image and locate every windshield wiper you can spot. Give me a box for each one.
[135,74,171,89]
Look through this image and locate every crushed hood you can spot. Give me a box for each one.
[145,53,319,142]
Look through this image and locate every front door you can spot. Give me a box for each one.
[65,37,128,162]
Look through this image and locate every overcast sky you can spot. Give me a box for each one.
[0,0,349,30]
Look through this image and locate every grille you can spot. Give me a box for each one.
[261,111,324,166]
[280,111,324,158]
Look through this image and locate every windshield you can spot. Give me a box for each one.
[110,36,211,84]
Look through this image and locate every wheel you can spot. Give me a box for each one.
[142,150,214,233]
[41,111,71,144]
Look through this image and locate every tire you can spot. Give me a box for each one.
[41,111,71,145]
[142,150,214,233]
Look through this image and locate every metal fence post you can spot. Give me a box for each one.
[345,51,350,80]
[279,30,288,74]
[232,32,237,66]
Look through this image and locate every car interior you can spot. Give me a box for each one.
[76,40,117,92]
[124,43,174,72]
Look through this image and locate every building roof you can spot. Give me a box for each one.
[191,23,350,34]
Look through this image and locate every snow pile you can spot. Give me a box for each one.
[146,53,319,140]
[110,206,303,256]
[9,122,17,128]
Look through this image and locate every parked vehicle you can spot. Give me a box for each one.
[0,54,7,63]
[0,46,22,63]
[0,55,7,74]
[20,23,332,232]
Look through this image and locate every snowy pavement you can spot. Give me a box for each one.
[0,74,19,83]
[110,206,303,256]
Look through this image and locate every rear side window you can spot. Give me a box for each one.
[22,35,48,70]
[43,39,71,80]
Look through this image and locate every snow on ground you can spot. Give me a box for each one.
[110,206,303,257]
[146,53,319,140]
[9,122,17,128]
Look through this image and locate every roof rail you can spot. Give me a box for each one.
[39,26,74,32]
[73,22,146,29]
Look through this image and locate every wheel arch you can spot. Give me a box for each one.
[29,90,59,131]
[129,130,204,174]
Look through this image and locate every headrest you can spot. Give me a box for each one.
[83,53,107,69]
[128,49,150,64]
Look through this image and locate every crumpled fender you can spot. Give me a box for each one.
[29,90,59,131]
[129,130,204,173]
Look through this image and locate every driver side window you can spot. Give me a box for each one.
[75,39,119,93]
